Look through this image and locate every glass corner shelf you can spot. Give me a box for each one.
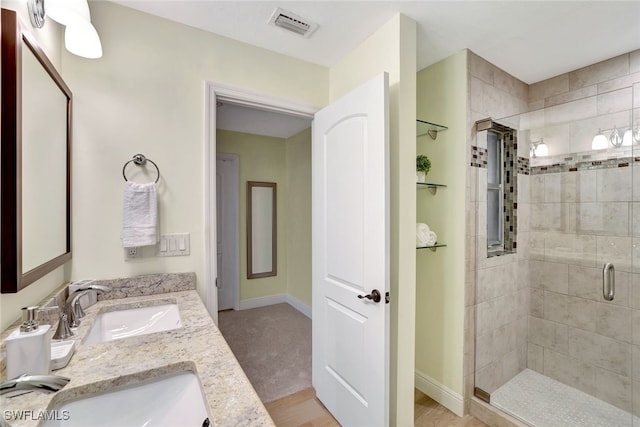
[416,243,446,252]
[417,182,447,195]
[416,119,448,140]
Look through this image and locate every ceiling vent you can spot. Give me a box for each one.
[268,8,318,38]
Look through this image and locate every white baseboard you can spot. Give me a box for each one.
[239,294,286,310]
[415,369,464,417]
[239,293,312,319]
[286,294,312,319]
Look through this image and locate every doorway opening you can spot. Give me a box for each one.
[206,82,318,411]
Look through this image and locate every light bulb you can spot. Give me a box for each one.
[536,142,548,157]
[623,129,633,146]
[65,22,102,59]
[592,129,608,150]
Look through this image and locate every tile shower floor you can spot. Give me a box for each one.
[491,369,639,427]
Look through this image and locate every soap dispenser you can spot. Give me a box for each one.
[6,306,56,379]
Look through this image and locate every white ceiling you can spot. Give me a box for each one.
[109,1,640,137]
[111,0,640,85]
[217,102,311,138]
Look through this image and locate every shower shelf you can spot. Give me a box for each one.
[416,243,446,252]
[417,119,448,140]
[417,182,446,195]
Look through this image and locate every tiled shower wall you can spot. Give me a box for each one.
[528,166,639,415]
[465,51,530,405]
[525,49,639,415]
[468,48,640,416]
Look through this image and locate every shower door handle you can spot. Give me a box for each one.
[603,263,615,301]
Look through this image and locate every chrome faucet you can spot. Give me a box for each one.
[0,374,70,398]
[66,284,111,327]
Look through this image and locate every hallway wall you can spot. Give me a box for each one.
[217,130,288,301]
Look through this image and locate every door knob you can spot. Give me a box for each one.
[358,289,381,303]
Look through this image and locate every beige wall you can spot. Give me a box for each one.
[329,14,417,426]
[59,2,328,310]
[285,129,312,307]
[215,128,312,306]
[216,130,288,300]
[415,50,468,402]
[0,2,68,331]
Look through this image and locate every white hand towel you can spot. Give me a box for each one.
[122,181,158,248]
[416,223,430,246]
[425,230,438,246]
[416,223,438,247]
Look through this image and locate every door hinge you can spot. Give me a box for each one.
[215,277,219,288]
[385,291,390,304]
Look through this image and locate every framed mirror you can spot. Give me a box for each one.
[1,9,72,293]
[247,181,277,279]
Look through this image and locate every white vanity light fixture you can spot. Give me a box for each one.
[530,139,548,158]
[623,126,640,146]
[27,0,46,28]
[609,126,623,147]
[622,128,633,146]
[45,0,102,59]
[592,128,609,150]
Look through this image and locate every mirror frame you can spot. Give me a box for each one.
[246,181,277,279]
[1,9,72,293]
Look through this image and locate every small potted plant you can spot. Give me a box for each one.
[416,154,431,183]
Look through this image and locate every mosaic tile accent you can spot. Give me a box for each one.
[471,145,488,168]
[503,130,518,252]
[517,156,530,175]
[530,156,634,175]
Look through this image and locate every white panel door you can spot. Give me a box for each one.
[312,73,389,427]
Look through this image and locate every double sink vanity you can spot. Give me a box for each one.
[0,273,275,427]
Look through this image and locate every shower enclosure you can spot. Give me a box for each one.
[474,84,639,426]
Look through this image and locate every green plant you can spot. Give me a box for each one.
[416,155,431,174]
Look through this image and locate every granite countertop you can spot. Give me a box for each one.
[0,280,274,426]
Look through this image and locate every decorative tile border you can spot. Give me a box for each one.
[517,157,530,175]
[530,156,634,175]
[503,132,517,252]
[471,146,488,168]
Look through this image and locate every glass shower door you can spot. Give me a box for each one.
[475,84,638,426]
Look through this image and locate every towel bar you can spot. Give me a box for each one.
[122,154,160,183]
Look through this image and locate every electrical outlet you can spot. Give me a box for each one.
[125,247,140,260]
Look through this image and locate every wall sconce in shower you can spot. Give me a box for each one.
[46,0,103,59]
[623,127,640,146]
[593,126,640,150]
[610,127,623,147]
[592,128,610,150]
[530,139,548,158]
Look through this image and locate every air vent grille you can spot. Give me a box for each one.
[268,8,318,38]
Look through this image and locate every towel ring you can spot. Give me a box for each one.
[122,154,160,183]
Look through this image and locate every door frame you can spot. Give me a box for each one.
[204,81,318,323]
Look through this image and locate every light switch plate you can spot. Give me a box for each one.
[157,233,190,257]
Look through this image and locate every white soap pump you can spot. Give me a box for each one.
[6,306,57,380]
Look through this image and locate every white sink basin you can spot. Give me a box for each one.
[84,304,182,345]
[44,372,210,427]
